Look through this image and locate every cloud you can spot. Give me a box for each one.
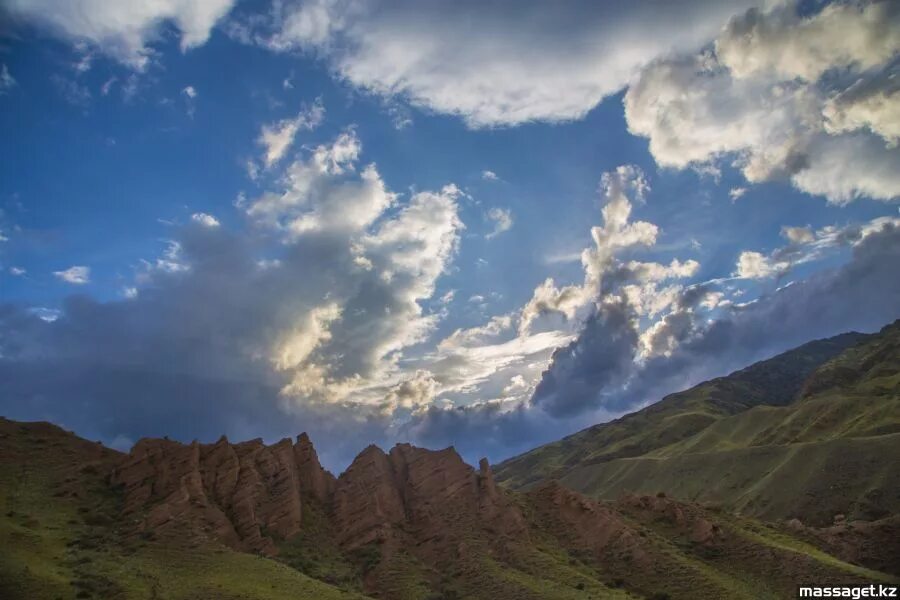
[485,207,513,239]
[482,170,499,181]
[781,225,814,245]
[735,251,784,279]
[257,100,326,168]
[729,187,747,201]
[5,0,238,69]
[735,215,900,280]
[0,130,468,468]
[182,85,197,99]
[234,0,761,127]
[625,1,900,203]
[3,153,899,470]
[190,212,220,227]
[9,267,26,276]
[0,65,16,94]
[535,216,900,418]
[53,265,90,284]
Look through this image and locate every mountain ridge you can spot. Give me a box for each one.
[495,320,900,527]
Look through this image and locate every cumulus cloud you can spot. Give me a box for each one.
[781,225,814,245]
[485,207,513,239]
[53,265,90,284]
[735,215,900,280]
[736,251,784,279]
[232,0,761,127]
[257,99,326,168]
[0,131,464,468]
[625,0,900,203]
[823,74,900,147]
[527,218,900,425]
[406,219,900,462]
[190,212,220,227]
[4,0,238,69]
[482,170,499,181]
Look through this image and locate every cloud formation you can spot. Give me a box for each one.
[53,265,90,284]
[0,129,466,467]
[485,207,513,239]
[4,0,238,69]
[232,0,761,127]
[257,100,326,169]
[625,1,900,203]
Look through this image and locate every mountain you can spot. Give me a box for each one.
[2,322,898,599]
[495,321,900,528]
[2,420,898,599]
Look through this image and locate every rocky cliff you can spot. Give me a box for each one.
[111,433,527,562]
[111,433,336,555]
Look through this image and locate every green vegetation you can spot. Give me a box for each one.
[0,419,370,600]
[496,322,900,526]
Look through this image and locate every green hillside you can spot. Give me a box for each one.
[496,321,900,526]
[0,419,371,600]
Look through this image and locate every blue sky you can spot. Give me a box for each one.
[1,0,898,470]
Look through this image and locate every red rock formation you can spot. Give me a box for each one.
[528,481,650,566]
[618,492,725,545]
[330,444,528,562]
[111,433,335,555]
[110,435,585,572]
[295,432,335,504]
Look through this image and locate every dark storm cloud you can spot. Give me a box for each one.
[530,301,638,417]
[406,223,900,464]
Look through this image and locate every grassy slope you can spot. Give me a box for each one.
[1,417,895,600]
[495,331,868,490]
[0,418,370,600]
[495,322,900,526]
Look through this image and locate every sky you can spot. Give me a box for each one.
[0,0,898,471]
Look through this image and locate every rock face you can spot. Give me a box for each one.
[331,443,528,559]
[111,433,336,555]
[112,434,526,561]
[527,481,651,567]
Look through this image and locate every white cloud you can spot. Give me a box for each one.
[182,85,197,99]
[625,1,900,204]
[0,65,16,94]
[240,0,761,127]
[421,164,705,408]
[5,0,238,69]
[485,207,513,239]
[482,170,499,181]
[715,2,900,82]
[236,132,465,406]
[54,265,90,284]
[729,187,747,201]
[247,130,393,236]
[257,100,326,168]
[190,212,220,227]
[736,215,900,280]
[781,225,814,244]
[9,267,26,276]
[735,251,783,279]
